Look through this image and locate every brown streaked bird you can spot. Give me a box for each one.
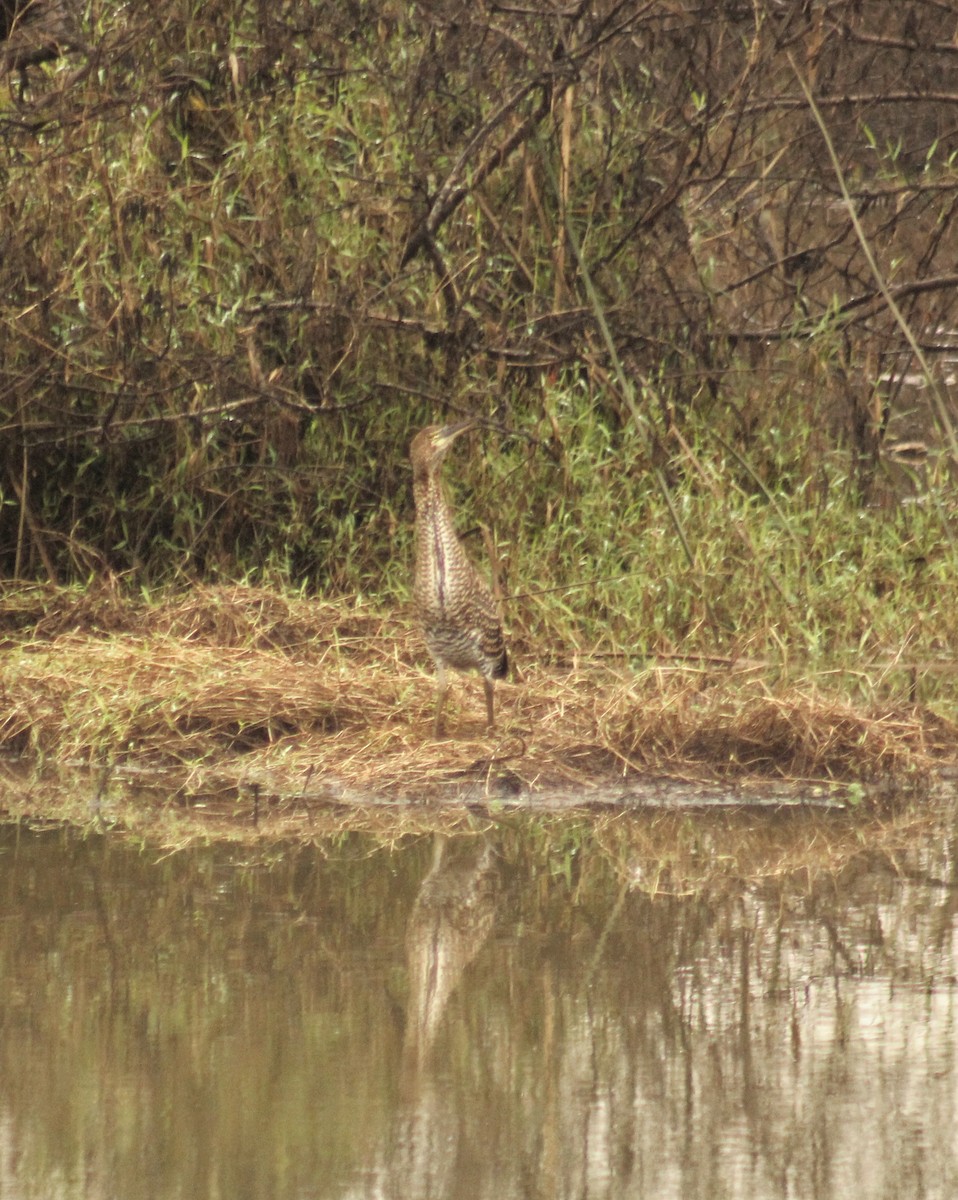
[410,421,508,736]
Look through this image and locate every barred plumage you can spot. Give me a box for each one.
[410,421,508,736]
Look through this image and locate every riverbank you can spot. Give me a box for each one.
[1,584,952,820]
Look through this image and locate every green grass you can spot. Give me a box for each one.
[431,383,958,706]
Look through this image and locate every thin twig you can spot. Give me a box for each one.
[787,54,958,464]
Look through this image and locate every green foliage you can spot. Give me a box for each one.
[471,375,958,678]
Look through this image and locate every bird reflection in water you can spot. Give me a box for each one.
[403,833,499,1068]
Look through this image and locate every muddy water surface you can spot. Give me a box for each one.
[1,806,957,1199]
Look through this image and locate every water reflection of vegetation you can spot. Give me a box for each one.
[1,807,957,1198]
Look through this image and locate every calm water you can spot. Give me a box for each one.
[1,810,957,1199]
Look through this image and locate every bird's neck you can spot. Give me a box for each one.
[414,474,466,567]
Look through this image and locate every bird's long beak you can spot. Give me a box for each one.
[436,418,477,448]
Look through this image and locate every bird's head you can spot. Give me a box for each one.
[410,420,476,476]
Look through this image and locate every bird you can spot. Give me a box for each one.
[410,420,508,736]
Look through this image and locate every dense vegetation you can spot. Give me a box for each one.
[3,0,958,685]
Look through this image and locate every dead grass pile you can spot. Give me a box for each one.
[0,581,401,657]
[1,634,384,761]
[0,586,953,800]
[149,586,407,661]
[0,581,132,639]
[596,670,950,783]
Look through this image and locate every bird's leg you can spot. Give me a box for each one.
[433,663,449,738]
[483,678,496,731]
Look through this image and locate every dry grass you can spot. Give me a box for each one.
[595,669,948,783]
[0,584,953,809]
